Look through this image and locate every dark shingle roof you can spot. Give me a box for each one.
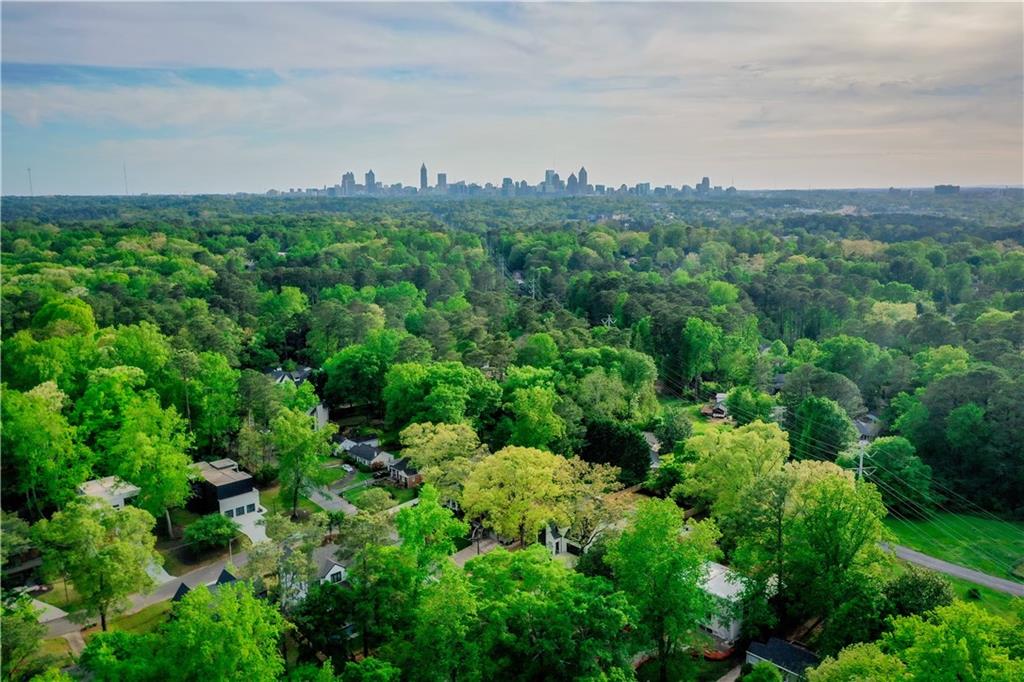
[350,443,380,462]
[748,638,820,676]
[389,458,418,475]
[172,582,191,602]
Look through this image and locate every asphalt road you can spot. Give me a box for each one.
[884,543,1024,597]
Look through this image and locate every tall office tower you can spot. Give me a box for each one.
[365,169,376,193]
[698,176,710,193]
[437,172,447,190]
[501,177,514,196]
[566,172,579,194]
[544,169,556,187]
[420,163,428,191]
[341,171,355,195]
[578,166,588,190]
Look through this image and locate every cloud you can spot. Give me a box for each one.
[1,2,1021,193]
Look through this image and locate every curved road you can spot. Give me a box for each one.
[883,543,1024,597]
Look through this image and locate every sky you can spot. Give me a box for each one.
[2,2,1022,195]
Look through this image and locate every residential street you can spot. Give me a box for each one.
[307,486,359,515]
[884,543,1024,597]
[45,551,250,637]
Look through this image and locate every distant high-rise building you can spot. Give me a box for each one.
[502,177,514,196]
[544,169,556,185]
[365,169,376,193]
[697,176,711,194]
[578,166,588,190]
[437,172,447,190]
[341,171,355,195]
[934,184,960,195]
[420,163,428,191]
[567,172,579,194]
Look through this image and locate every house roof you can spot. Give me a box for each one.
[195,459,252,487]
[313,545,347,580]
[389,458,418,475]
[78,476,140,503]
[702,561,745,601]
[855,414,882,438]
[172,582,191,602]
[215,568,237,586]
[172,569,238,602]
[350,443,382,462]
[747,638,820,676]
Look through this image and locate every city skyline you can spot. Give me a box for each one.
[3,2,1022,195]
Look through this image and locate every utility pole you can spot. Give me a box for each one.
[27,167,33,197]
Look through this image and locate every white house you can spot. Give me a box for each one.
[78,476,141,510]
[307,402,330,431]
[348,443,394,470]
[282,544,349,605]
[190,459,266,542]
[700,561,744,644]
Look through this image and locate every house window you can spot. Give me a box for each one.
[330,571,343,583]
[235,506,245,516]
[225,509,234,518]
[246,503,256,513]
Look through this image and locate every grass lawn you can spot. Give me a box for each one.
[944,575,1021,623]
[636,652,734,682]
[37,636,74,669]
[343,484,417,509]
[83,601,172,642]
[35,577,81,611]
[884,513,1024,580]
[261,484,321,516]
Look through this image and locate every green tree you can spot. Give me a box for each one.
[341,658,401,682]
[1,382,90,517]
[679,317,722,389]
[461,446,571,547]
[399,422,487,505]
[162,582,287,682]
[682,421,789,523]
[36,498,159,631]
[2,597,54,681]
[183,513,239,554]
[581,419,651,485]
[742,662,783,682]
[507,386,566,450]
[726,386,775,426]
[395,484,468,576]
[839,437,934,516]
[606,499,719,682]
[271,407,338,518]
[792,396,856,461]
[323,329,404,410]
[107,395,194,537]
[406,566,481,682]
[516,333,560,368]
[882,567,953,619]
[654,404,693,453]
[808,643,907,682]
[186,351,239,456]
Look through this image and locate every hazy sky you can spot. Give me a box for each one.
[2,2,1022,195]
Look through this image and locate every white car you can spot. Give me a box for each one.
[342,464,354,473]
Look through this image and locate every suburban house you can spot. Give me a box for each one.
[189,459,266,542]
[746,638,820,681]
[769,373,788,395]
[700,561,744,644]
[854,414,882,444]
[335,435,380,454]
[307,402,330,431]
[266,366,313,386]
[78,476,140,510]
[172,568,237,602]
[281,544,349,605]
[388,458,422,488]
[541,524,584,557]
[701,393,729,419]
[348,443,394,470]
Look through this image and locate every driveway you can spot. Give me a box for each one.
[308,486,358,515]
[883,543,1024,597]
[451,537,499,568]
[235,511,268,543]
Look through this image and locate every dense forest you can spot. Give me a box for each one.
[2,192,1022,681]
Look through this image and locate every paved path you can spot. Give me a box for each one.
[884,543,1024,597]
[308,486,358,515]
[45,551,250,637]
[31,599,68,623]
[451,538,500,567]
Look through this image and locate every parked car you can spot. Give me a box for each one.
[373,470,389,479]
[342,464,354,473]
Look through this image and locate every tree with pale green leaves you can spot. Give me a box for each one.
[396,484,468,576]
